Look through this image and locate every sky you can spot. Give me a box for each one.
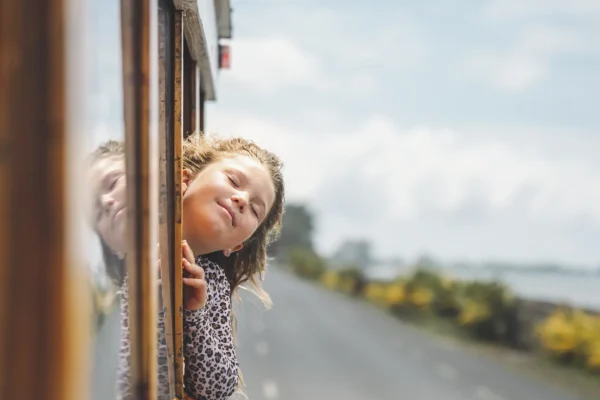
[89,0,600,268]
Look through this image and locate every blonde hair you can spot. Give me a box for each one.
[183,132,285,308]
[88,135,285,302]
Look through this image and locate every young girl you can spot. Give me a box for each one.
[88,132,285,400]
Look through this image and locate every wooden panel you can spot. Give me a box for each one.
[120,0,158,398]
[173,10,185,398]
[177,0,216,101]
[0,0,10,384]
[157,1,177,397]
[183,43,196,139]
[199,89,205,133]
[194,66,201,136]
[0,0,89,399]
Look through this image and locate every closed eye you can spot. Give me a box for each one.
[228,176,239,188]
[109,175,120,191]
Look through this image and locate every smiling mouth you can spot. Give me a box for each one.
[112,207,124,224]
[218,202,235,226]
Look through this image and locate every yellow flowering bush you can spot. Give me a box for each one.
[401,269,460,316]
[385,282,406,307]
[458,299,491,326]
[336,267,363,295]
[455,280,517,343]
[321,270,340,290]
[536,309,600,372]
[409,286,435,308]
[586,341,600,371]
[364,282,388,305]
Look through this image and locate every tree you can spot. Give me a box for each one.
[331,239,372,270]
[270,203,315,256]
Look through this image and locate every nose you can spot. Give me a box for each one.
[232,192,249,212]
[100,193,115,211]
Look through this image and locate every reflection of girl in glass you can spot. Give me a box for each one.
[87,133,285,400]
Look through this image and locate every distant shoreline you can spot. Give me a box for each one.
[363,265,600,311]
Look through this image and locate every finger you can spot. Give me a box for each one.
[183,258,205,280]
[182,240,195,264]
[183,278,207,291]
[182,258,205,280]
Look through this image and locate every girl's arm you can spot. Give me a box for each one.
[183,257,239,400]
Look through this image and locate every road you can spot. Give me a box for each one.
[233,268,582,400]
[91,267,584,400]
[91,300,120,400]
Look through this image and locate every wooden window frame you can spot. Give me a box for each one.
[120,0,159,398]
[1,0,222,398]
[199,87,205,133]
[0,0,91,399]
[160,3,202,398]
[157,1,187,399]
[172,8,185,397]
[183,43,197,139]
[157,1,179,398]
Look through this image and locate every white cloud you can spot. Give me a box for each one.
[225,36,379,96]
[206,109,600,264]
[481,0,600,21]
[227,37,321,93]
[326,21,428,70]
[223,7,429,97]
[460,25,587,92]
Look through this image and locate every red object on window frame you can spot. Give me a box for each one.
[219,45,231,69]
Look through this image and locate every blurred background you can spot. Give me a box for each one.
[90,1,600,399]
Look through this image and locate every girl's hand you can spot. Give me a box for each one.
[182,240,207,310]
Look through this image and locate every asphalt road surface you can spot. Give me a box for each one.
[91,267,585,400]
[91,301,120,400]
[233,267,583,400]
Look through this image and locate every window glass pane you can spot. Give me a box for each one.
[76,0,127,398]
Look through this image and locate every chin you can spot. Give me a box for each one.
[184,220,228,254]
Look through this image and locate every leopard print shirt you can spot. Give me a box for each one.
[117,256,239,400]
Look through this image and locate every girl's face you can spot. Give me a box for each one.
[182,154,276,256]
[89,157,127,256]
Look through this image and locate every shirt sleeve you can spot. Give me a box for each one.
[183,258,239,400]
[116,280,133,400]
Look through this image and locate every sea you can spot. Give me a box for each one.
[364,265,600,311]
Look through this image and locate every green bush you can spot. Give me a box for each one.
[286,246,327,280]
[455,280,518,345]
[402,269,460,317]
[336,266,365,296]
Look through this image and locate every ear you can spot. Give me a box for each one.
[229,243,244,254]
[182,169,191,195]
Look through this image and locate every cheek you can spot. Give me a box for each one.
[97,222,113,247]
[183,190,202,215]
[239,219,259,242]
[182,193,212,230]
[115,179,127,202]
